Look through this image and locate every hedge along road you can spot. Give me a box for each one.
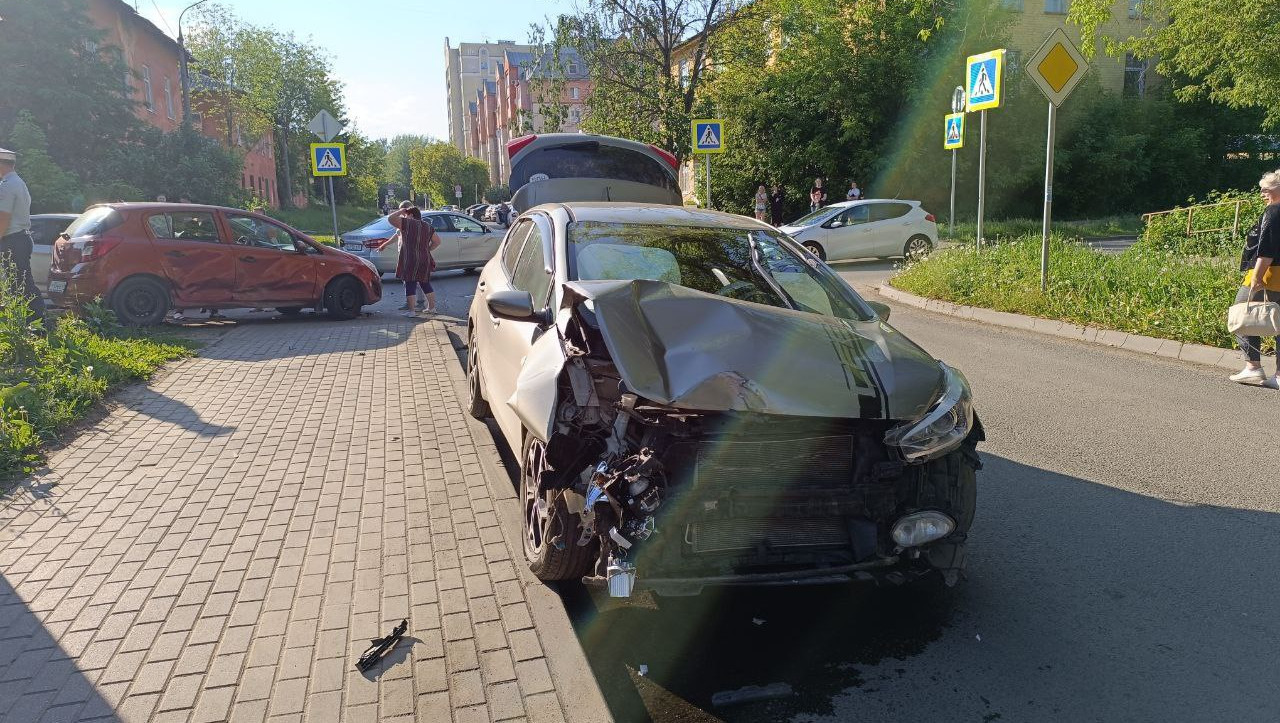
[446,259,1279,722]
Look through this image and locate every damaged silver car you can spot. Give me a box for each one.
[467,134,982,597]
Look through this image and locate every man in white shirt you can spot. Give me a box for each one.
[846,181,862,201]
[0,147,47,326]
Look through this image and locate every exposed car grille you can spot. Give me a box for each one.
[686,518,850,554]
[695,435,853,490]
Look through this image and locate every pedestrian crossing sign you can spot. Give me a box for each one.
[966,49,1005,112]
[310,143,347,176]
[944,113,964,150]
[691,119,725,154]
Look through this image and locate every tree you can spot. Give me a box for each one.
[409,142,490,208]
[187,5,347,207]
[383,135,434,200]
[5,113,80,213]
[550,0,752,162]
[1070,0,1280,128]
[0,0,139,186]
[334,128,385,208]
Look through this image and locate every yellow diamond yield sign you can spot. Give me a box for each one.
[1026,28,1089,107]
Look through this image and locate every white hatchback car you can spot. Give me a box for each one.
[780,200,937,263]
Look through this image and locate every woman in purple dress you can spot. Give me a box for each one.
[389,206,442,315]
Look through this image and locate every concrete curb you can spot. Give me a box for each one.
[435,324,615,723]
[876,283,1241,371]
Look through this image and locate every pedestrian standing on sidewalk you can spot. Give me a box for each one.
[809,177,827,213]
[389,204,441,316]
[1230,170,1280,387]
[770,184,786,226]
[0,148,47,328]
[753,185,769,222]
[847,181,862,201]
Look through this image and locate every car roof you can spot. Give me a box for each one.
[33,213,79,220]
[542,202,774,230]
[825,199,920,209]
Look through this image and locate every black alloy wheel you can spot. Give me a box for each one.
[110,276,169,326]
[324,277,363,320]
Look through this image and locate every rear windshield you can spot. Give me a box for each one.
[510,143,677,194]
[63,207,123,238]
[357,217,395,234]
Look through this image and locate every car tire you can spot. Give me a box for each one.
[802,241,826,261]
[323,276,363,320]
[276,307,303,316]
[904,235,932,261]
[109,276,169,326]
[521,433,594,581]
[466,326,491,420]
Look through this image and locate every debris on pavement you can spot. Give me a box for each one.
[638,664,649,677]
[356,619,408,672]
[752,617,766,626]
[711,682,794,708]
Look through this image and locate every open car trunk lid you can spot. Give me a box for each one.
[508,134,682,213]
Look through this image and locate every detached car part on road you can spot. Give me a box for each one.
[47,203,382,325]
[468,134,982,597]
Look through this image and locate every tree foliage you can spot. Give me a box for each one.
[408,143,490,208]
[1070,0,1280,128]
[383,135,434,200]
[551,0,751,162]
[6,113,80,214]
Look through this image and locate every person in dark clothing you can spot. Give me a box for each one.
[1230,169,1280,387]
[809,177,827,213]
[770,184,786,226]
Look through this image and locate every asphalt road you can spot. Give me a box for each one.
[217,262,1277,722]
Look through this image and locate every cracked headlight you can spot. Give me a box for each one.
[885,364,973,462]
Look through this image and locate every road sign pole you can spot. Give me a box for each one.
[327,178,339,245]
[949,150,957,240]
[1040,101,1056,291]
[705,155,712,210]
[976,109,987,249]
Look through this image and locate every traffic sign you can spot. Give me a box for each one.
[308,110,342,142]
[691,119,725,154]
[944,113,964,150]
[966,49,1005,112]
[454,184,462,199]
[310,143,347,176]
[1026,29,1090,107]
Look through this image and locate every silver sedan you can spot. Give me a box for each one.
[340,211,502,275]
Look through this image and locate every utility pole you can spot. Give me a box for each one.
[177,0,210,126]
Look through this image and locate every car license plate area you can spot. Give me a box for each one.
[48,280,67,294]
[686,518,849,554]
[346,243,364,251]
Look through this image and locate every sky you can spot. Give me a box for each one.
[138,0,571,142]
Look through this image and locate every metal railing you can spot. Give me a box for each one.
[1141,199,1246,237]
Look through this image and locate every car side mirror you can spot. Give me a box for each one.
[824,220,843,229]
[482,226,491,234]
[867,300,891,320]
[487,289,539,321]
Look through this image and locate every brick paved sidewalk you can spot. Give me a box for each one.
[0,313,611,722]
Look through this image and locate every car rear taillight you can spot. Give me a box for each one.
[365,237,392,251]
[924,213,936,223]
[507,134,537,158]
[81,235,122,261]
[648,144,679,170]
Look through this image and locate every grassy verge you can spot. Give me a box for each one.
[1,280,195,480]
[942,216,1143,244]
[891,235,1243,350]
[266,204,378,236]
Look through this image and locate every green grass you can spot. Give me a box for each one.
[891,234,1244,350]
[942,215,1144,244]
[1,280,195,480]
[266,204,379,237]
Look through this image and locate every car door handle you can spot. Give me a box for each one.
[240,256,257,263]
[166,250,186,258]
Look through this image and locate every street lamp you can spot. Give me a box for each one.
[177,0,210,126]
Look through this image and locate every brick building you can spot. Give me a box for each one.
[85,0,279,206]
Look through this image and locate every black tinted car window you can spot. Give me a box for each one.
[511,225,552,309]
[510,143,676,195]
[502,221,533,273]
[148,212,221,243]
[870,203,912,222]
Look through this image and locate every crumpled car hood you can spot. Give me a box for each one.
[562,279,945,421]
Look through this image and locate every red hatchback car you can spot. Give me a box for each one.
[47,203,382,325]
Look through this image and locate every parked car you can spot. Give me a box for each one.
[340,211,501,275]
[780,200,937,262]
[467,133,981,598]
[468,204,491,221]
[29,213,78,289]
[47,203,382,325]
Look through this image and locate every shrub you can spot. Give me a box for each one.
[892,235,1244,350]
[1136,190,1264,258]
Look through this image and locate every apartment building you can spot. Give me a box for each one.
[85,0,280,206]
[444,40,534,156]
[1002,0,1153,96]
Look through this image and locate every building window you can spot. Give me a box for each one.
[1044,0,1068,13]
[265,179,271,204]
[123,69,132,96]
[1124,53,1148,98]
[567,61,580,75]
[679,59,690,87]
[570,86,580,100]
[164,78,174,119]
[1000,0,1024,9]
[249,175,255,192]
[141,65,154,112]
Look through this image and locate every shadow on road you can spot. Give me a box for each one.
[118,387,236,437]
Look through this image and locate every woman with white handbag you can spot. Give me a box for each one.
[1228,170,1280,386]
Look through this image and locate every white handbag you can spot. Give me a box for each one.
[1228,294,1280,336]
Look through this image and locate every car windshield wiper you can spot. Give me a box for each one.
[746,233,795,309]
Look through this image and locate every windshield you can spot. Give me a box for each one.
[567,221,874,321]
[786,205,841,228]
